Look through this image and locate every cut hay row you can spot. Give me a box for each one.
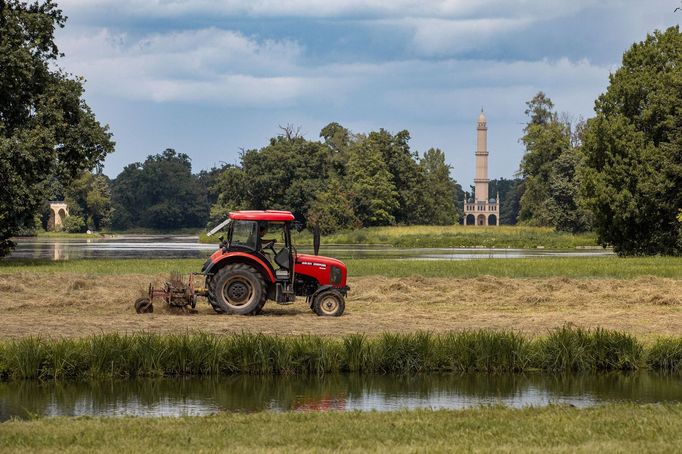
[2,326,682,380]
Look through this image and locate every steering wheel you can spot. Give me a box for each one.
[262,239,277,255]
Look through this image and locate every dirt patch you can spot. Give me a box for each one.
[0,272,681,339]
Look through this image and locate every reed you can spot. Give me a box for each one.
[0,327,676,381]
[646,337,682,371]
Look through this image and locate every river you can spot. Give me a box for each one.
[7,236,613,261]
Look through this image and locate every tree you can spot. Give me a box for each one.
[0,0,114,254]
[518,92,590,232]
[64,171,112,231]
[418,148,460,224]
[307,177,360,234]
[346,138,399,226]
[580,26,682,255]
[111,149,208,230]
[489,178,523,225]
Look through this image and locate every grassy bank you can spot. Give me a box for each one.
[200,224,599,249]
[2,404,682,452]
[2,256,681,279]
[4,327,682,380]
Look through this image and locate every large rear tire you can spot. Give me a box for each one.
[312,290,345,317]
[206,275,225,314]
[212,264,267,315]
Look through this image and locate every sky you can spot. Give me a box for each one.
[54,0,682,186]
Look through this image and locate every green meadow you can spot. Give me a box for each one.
[2,256,681,279]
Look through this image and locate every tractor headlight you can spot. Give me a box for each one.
[330,266,342,285]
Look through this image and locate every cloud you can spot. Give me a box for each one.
[58,27,352,106]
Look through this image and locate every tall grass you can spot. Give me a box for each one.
[199,225,599,249]
[2,327,680,381]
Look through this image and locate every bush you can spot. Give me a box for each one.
[62,215,86,233]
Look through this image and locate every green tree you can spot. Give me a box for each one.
[580,26,682,255]
[0,0,114,254]
[111,149,208,230]
[518,93,590,232]
[489,178,523,225]
[307,177,359,234]
[418,148,460,224]
[347,138,399,226]
[207,165,247,225]
[63,171,112,231]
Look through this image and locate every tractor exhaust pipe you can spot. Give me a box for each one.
[313,224,320,256]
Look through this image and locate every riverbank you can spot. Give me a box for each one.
[2,403,681,452]
[8,327,682,380]
[198,224,600,249]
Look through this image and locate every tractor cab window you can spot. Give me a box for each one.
[230,220,257,250]
[259,222,291,270]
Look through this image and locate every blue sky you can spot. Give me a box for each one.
[55,0,681,186]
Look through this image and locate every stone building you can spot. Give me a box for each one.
[47,201,69,231]
[463,110,499,226]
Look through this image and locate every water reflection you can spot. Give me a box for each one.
[1,372,680,420]
[7,236,613,261]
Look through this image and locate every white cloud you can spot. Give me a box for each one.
[58,27,350,106]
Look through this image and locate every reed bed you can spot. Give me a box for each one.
[1,327,680,380]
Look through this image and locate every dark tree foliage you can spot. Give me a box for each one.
[63,171,112,231]
[209,124,462,232]
[111,149,208,230]
[0,0,114,254]
[518,92,591,232]
[489,178,523,225]
[580,26,682,255]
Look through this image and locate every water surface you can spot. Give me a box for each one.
[8,236,613,261]
[1,372,679,420]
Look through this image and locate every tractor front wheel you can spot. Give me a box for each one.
[213,264,267,315]
[312,290,345,317]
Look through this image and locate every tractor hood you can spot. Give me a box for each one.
[295,253,345,269]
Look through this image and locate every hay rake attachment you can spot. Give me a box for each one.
[134,272,208,314]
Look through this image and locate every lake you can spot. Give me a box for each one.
[8,236,614,261]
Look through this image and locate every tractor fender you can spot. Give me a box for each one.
[205,252,276,283]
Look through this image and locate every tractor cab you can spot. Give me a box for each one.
[202,210,348,316]
[227,218,293,281]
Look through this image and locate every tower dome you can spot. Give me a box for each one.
[478,110,486,124]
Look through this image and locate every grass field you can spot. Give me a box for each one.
[2,256,681,278]
[0,262,680,338]
[2,404,682,452]
[198,224,600,249]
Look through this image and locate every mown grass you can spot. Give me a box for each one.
[1,327,677,381]
[199,224,599,249]
[2,256,681,279]
[2,403,682,452]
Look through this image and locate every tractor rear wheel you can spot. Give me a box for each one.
[312,290,345,317]
[212,264,267,315]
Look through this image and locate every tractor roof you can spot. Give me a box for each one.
[229,210,296,222]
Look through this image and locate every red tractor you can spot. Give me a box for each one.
[135,210,349,316]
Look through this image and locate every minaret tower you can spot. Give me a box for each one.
[462,110,499,226]
[475,110,489,203]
